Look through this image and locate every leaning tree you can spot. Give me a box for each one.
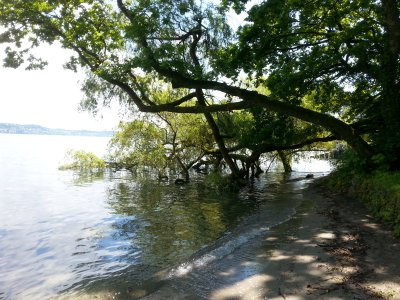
[1,0,399,171]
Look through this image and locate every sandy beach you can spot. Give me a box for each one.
[139,181,400,300]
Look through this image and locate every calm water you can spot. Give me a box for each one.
[0,134,332,300]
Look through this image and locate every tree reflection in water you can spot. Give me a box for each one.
[62,171,276,297]
[105,174,254,268]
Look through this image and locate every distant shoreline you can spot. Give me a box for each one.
[0,123,113,137]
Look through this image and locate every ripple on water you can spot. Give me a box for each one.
[0,164,324,299]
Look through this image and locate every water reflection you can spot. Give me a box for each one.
[1,158,309,300]
[0,133,333,299]
[61,172,274,297]
[106,174,264,264]
[67,170,106,186]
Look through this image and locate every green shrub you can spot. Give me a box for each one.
[204,172,232,190]
[59,150,106,171]
[326,169,400,237]
[204,172,245,192]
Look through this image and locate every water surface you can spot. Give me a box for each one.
[0,133,332,299]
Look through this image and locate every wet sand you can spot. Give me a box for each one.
[140,182,400,300]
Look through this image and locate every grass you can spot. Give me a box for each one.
[325,169,400,237]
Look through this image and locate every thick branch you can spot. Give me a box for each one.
[117,0,374,161]
[251,135,337,154]
[206,135,337,157]
[156,73,374,159]
[155,92,197,108]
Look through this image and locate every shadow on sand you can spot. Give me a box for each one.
[58,183,400,300]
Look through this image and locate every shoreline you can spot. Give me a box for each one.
[140,180,400,300]
[58,178,400,299]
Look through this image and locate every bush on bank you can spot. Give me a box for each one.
[326,169,400,237]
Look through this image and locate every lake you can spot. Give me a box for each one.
[0,133,332,299]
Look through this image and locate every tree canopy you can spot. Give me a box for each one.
[1,0,399,172]
[108,111,213,180]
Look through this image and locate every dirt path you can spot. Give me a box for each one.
[309,185,400,300]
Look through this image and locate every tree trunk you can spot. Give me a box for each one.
[255,163,263,177]
[381,0,400,167]
[277,150,292,173]
[196,90,242,177]
[176,157,190,182]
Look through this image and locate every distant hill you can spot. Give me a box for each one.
[0,123,113,137]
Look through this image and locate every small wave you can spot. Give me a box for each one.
[165,176,314,281]
[168,214,294,279]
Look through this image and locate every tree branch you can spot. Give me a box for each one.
[206,135,337,157]
[116,0,374,160]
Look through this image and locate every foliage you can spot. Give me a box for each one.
[332,150,369,176]
[1,0,399,170]
[218,0,400,167]
[204,172,232,191]
[204,172,245,192]
[326,168,400,237]
[58,150,106,171]
[353,172,400,237]
[108,109,213,179]
[108,120,166,171]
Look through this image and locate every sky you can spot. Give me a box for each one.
[0,2,252,132]
[0,44,120,131]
